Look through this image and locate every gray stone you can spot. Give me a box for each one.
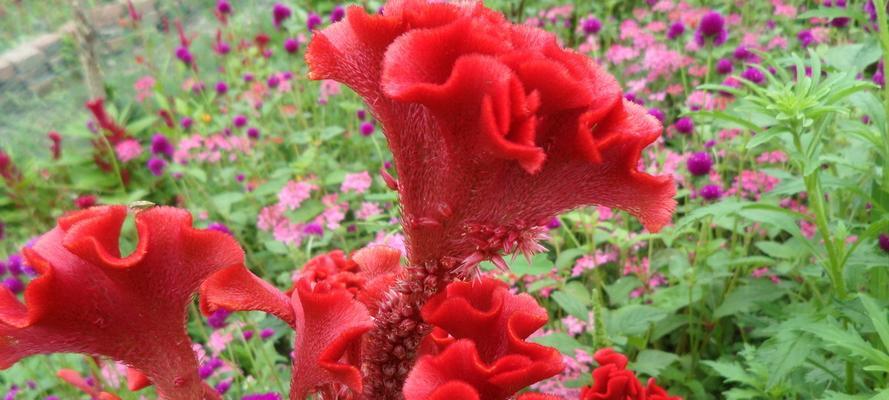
[31,33,63,56]
[0,58,14,81]
[5,45,47,77]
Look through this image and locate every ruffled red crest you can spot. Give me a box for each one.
[201,245,402,399]
[579,348,683,400]
[307,0,675,271]
[0,206,242,399]
[404,278,562,400]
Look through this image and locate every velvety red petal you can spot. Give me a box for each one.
[404,339,556,400]
[290,280,373,399]
[352,245,401,315]
[421,278,558,368]
[58,369,101,398]
[0,206,244,399]
[200,264,295,326]
[127,367,151,391]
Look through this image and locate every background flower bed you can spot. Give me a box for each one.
[1,0,888,399]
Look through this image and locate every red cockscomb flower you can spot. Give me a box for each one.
[307,0,675,271]
[307,2,676,395]
[85,99,128,145]
[0,206,243,399]
[201,246,402,399]
[404,278,563,400]
[580,348,682,400]
[48,131,62,160]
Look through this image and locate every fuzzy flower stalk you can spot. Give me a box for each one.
[305,0,675,397]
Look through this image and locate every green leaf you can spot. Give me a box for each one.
[703,360,758,386]
[264,240,289,255]
[824,41,884,72]
[212,192,245,216]
[555,248,587,271]
[761,331,815,388]
[714,280,787,319]
[860,294,889,353]
[608,305,668,337]
[754,241,804,259]
[531,332,584,355]
[804,319,889,369]
[632,350,679,378]
[508,254,552,276]
[551,290,589,321]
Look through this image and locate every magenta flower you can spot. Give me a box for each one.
[674,117,694,134]
[715,59,733,75]
[175,46,193,65]
[741,67,766,84]
[272,2,292,28]
[146,157,166,176]
[233,114,248,128]
[306,12,322,30]
[216,0,231,14]
[699,184,722,200]
[695,12,728,46]
[687,152,713,176]
[150,134,174,158]
[359,121,375,136]
[582,17,601,34]
[284,38,300,53]
[879,234,889,253]
[330,5,345,23]
[667,22,685,39]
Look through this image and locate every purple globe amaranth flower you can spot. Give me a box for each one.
[247,127,261,139]
[674,117,694,134]
[233,114,248,128]
[648,107,665,122]
[304,223,324,236]
[243,73,255,82]
[207,222,233,236]
[3,277,23,294]
[259,328,275,340]
[207,308,231,329]
[330,5,346,23]
[199,363,215,379]
[733,45,753,61]
[216,0,231,14]
[216,379,233,395]
[695,11,728,46]
[242,393,281,400]
[716,58,734,75]
[359,121,375,136]
[215,81,228,95]
[272,2,292,27]
[174,46,193,65]
[667,22,685,39]
[306,12,323,31]
[797,29,815,48]
[180,117,193,130]
[7,254,22,275]
[880,234,889,253]
[243,330,254,340]
[267,75,281,88]
[741,67,766,84]
[356,109,367,120]
[687,152,714,176]
[216,41,231,55]
[865,0,886,24]
[546,217,561,229]
[150,134,174,158]
[146,157,166,176]
[284,37,300,53]
[699,184,722,200]
[582,17,602,34]
[0,261,6,276]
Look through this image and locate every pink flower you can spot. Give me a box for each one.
[341,171,372,194]
[278,180,317,210]
[561,315,587,336]
[134,76,156,103]
[356,202,382,220]
[318,79,342,104]
[114,139,143,162]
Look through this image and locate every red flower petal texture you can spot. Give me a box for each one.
[0,206,241,399]
[403,278,562,400]
[579,348,683,400]
[307,0,675,272]
[201,246,401,399]
[404,339,558,400]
